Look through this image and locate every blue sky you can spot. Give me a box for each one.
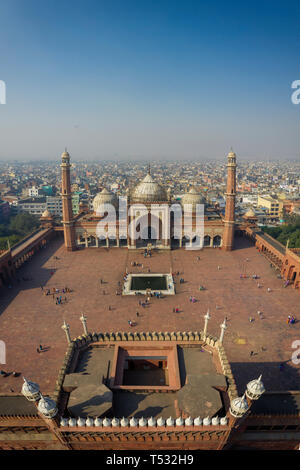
[0,0,300,160]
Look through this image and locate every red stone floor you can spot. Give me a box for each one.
[0,236,299,395]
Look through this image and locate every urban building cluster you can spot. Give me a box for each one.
[0,158,299,226]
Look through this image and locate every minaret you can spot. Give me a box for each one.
[61,149,76,251]
[223,149,237,251]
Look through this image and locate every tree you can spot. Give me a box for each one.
[9,212,40,236]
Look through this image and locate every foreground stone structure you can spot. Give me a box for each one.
[0,328,299,450]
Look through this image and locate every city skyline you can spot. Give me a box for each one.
[0,0,300,161]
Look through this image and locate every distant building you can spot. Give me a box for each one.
[257,195,283,221]
[41,185,54,196]
[18,197,47,216]
[28,186,43,197]
[46,196,62,217]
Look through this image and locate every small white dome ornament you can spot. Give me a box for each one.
[130,417,138,427]
[203,416,211,426]
[139,417,147,427]
[86,417,94,426]
[103,417,111,427]
[176,416,184,426]
[37,394,58,419]
[111,417,119,427]
[230,394,249,418]
[220,417,228,425]
[68,417,76,427]
[94,417,103,426]
[77,417,85,426]
[21,377,40,402]
[246,375,265,401]
[185,416,193,426]
[120,417,128,427]
[166,416,174,426]
[157,417,165,427]
[194,417,202,426]
[60,417,68,426]
[148,417,156,427]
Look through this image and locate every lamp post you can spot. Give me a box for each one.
[62,320,71,344]
[219,318,227,344]
[203,310,210,337]
[80,313,88,336]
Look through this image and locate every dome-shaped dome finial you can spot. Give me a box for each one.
[229,393,249,418]
[61,148,70,160]
[21,377,40,402]
[37,394,58,419]
[246,375,265,400]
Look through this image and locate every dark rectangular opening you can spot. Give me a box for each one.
[122,357,168,386]
[130,276,167,291]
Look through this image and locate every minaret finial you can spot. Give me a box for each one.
[148,163,151,175]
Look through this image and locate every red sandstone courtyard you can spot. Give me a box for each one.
[0,236,299,396]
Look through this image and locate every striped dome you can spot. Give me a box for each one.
[131,173,167,203]
[181,187,206,209]
[93,188,117,212]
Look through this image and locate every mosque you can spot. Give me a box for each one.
[57,149,237,252]
[0,149,299,450]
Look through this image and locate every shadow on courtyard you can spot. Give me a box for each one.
[0,237,64,317]
[113,391,172,419]
[233,235,255,251]
[231,360,300,394]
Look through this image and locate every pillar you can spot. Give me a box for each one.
[223,150,237,251]
[80,314,88,336]
[62,321,71,344]
[61,149,76,251]
[219,318,227,344]
[203,310,210,337]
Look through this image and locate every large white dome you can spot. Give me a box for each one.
[181,187,206,209]
[93,188,117,212]
[131,173,168,203]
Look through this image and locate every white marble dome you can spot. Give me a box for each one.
[93,188,117,213]
[230,394,249,418]
[131,173,168,203]
[246,375,265,400]
[181,187,206,209]
[37,395,58,419]
[21,377,40,402]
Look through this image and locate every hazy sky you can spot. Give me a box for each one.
[0,0,300,161]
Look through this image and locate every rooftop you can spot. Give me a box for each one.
[61,342,226,419]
